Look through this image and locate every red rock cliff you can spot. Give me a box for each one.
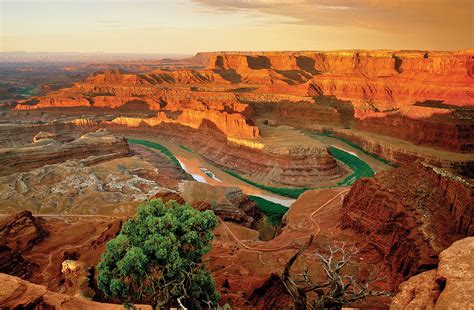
[341,162,473,287]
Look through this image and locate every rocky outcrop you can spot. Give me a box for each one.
[341,162,473,287]
[247,273,292,309]
[0,211,47,279]
[0,130,130,176]
[16,96,91,110]
[0,210,49,252]
[0,246,38,279]
[107,107,260,140]
[355,107,474,152]
[32,131,57,142]
[0,273,146,309]
[0,156,164,215]
[154,181,263,228]
[0,120,100,147]
[391,237,474,309]
[60,259,95,299]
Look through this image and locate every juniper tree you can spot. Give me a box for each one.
[97,199,220,309]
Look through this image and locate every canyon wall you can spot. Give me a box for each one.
[106,122,344,187]
[11,50,474,159]
[0,130,129,176]
[207,50,473,107]
[341,162,473,287]
[354,107,474,152]
[0,120,100,147]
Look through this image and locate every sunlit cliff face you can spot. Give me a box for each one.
[1,0,472,53]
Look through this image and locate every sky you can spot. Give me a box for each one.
[1,0,472,54]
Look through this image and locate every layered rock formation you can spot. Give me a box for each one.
[152,181,263,229]
[0,210,49,252]
[107,107,259,140]
[0,156,166,215]
[341,162,473,286]
[0,246,38,279]
[108,122,344,187]
[355,106,474,152]
[12,50,474,155]
[0,211,48,279]
[0,120,100,147]
[0,130,129,176]
[177,181,262,228]
[391,237,474,309]
[0,211,124,298]
[299,125,474,178]
[205,50,473,108]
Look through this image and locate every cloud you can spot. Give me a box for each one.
[192,0,473,34]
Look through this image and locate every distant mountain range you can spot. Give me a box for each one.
[0,52,192,63]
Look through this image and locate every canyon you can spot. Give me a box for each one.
[0,49,473,309]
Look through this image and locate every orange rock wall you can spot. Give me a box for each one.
[208,50,473,109]
[13,50,474,151]
[355,108,474,152]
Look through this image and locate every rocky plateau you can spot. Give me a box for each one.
[0,49,473,309]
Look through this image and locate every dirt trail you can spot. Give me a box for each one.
[217,189,349,253]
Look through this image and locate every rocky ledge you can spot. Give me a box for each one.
[391,237,474,309]
[153,181,263,229]
[0,211,49,279]
[341,162,473,287]
[0,272,147,309]
[0,129,130,176]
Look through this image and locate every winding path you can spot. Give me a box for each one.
[217,189,350,253]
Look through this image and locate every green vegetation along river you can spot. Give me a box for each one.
[127,135,388,223]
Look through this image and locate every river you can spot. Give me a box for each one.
[128,133,391,208]
[135,138,297,207]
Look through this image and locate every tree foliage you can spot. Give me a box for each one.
[97,199,220,309]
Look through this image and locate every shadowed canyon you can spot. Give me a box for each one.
[1,50,473,309]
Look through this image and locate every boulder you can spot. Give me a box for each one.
[391,237,474,309]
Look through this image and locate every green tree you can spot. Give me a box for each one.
[97,199,220,309]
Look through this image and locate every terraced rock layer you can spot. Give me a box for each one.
[0,130,129,176]
[205,50,473,108]
[0,272,138,309]
[106,122,344,187]
[0,119,100,147]
[14,50,473,153]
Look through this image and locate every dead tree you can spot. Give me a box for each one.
[282,235,391,310]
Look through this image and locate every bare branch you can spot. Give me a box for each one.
[282,240,392,309]
[177,297,188,309]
